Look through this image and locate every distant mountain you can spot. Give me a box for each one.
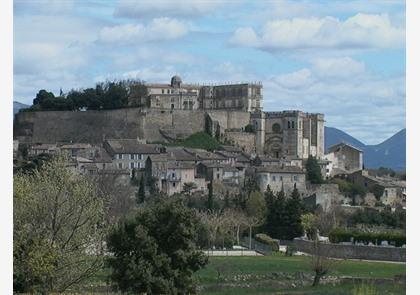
[325,126,406,171]
[13,101,30,116]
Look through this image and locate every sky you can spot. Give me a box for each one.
[13,0,406,144]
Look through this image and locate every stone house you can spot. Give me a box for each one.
[348,170,405,207]
[145,155,207,195]
[104,139,163,172]
[253,165,306,195]
[74,146,114,173]
[324,142,363,177]
[60,143,92,157]
[28,143,60,156]
[196,162,244,185]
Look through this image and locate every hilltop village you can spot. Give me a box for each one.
[13,75,405,209]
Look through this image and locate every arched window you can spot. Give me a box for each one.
[287,121,291,129]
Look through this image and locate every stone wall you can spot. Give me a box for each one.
[293,238,405,262]
[225,131,256,154]
[14,108,251,144]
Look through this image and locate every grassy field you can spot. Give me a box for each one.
[194,254,406,294]
[77,253,405,294]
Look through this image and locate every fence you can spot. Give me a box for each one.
[240,236,276,255]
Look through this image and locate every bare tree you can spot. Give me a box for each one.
[308,239,337,286]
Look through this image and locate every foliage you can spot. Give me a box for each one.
[328,228,406,247]
[254,234,278,251]
[14,157,106,293]
[301,213,319,240]
[332,178,366,204]
[29,81,132,112]
[264,187,305,240]
[107,198,208,294]
[347,207,405,229]
[305,155,324,184]
[14,153,53,174]
[137,176,146,204]
[207,182,214,211]
[284,187,304,240]
[370,184,385,200]
[158,132,222,151]
[244,124,256,133]
[245,191,267,222]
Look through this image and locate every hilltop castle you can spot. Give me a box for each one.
[129,76,324,159]
[14,75,324,160]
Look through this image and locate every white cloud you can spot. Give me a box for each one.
[229,13,404,52]
[114,0,224,19]
[98,18,189,44]
[262,57,405,144]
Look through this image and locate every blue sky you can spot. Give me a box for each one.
[13,0,405,144]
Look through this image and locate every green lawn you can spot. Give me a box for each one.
[76,253,405,294]
[194,254,406,295]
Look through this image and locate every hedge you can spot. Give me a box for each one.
[328,228,405,247]
[255,233,279,251]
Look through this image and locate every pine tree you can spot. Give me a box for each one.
[137,176,146,204]
[207,181,214,211]
[284,187,304,240]
[306,155,323,184]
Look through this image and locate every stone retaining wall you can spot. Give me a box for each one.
[293,238,405,262]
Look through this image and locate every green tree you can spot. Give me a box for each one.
[137,176,146,204]
[371,184,385,200]
[207,181,214,211]
[305,155,323,184]
[107,199,208,294]
[14,157,106,293]
[284,187,304,240]
[245,191,267,222]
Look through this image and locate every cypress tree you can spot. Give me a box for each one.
[137,176,146,204]
[284,187,304,240]
[207,181,214,211]
[306,155,323,184]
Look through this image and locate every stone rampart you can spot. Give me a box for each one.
[14,108,251,144]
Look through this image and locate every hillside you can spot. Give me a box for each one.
[325,127,406,171]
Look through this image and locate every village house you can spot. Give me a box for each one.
[348,170,405,207]
[28,143,60,156]
[196,162,244,185]
[253,165,306,195]
[324,142,363,177]
[103,139,164,171]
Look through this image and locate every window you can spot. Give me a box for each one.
[167,89,170,94]
[272,123,281,133]
[172,173,175,178]
[280,176,283,181]
[291,121,295,129]
[288,121,291,128]
[217,173,220,179]
[130,162,135,169]
[118,163,123,169]
[162,89,164,94]
[173,182,176,187]
[131,154,135,160]
[102,163,106,169]
[272,176,276,182]
[293,175,298,181]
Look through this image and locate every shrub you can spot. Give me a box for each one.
[255,233,278,251]
[328,228,406,247]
